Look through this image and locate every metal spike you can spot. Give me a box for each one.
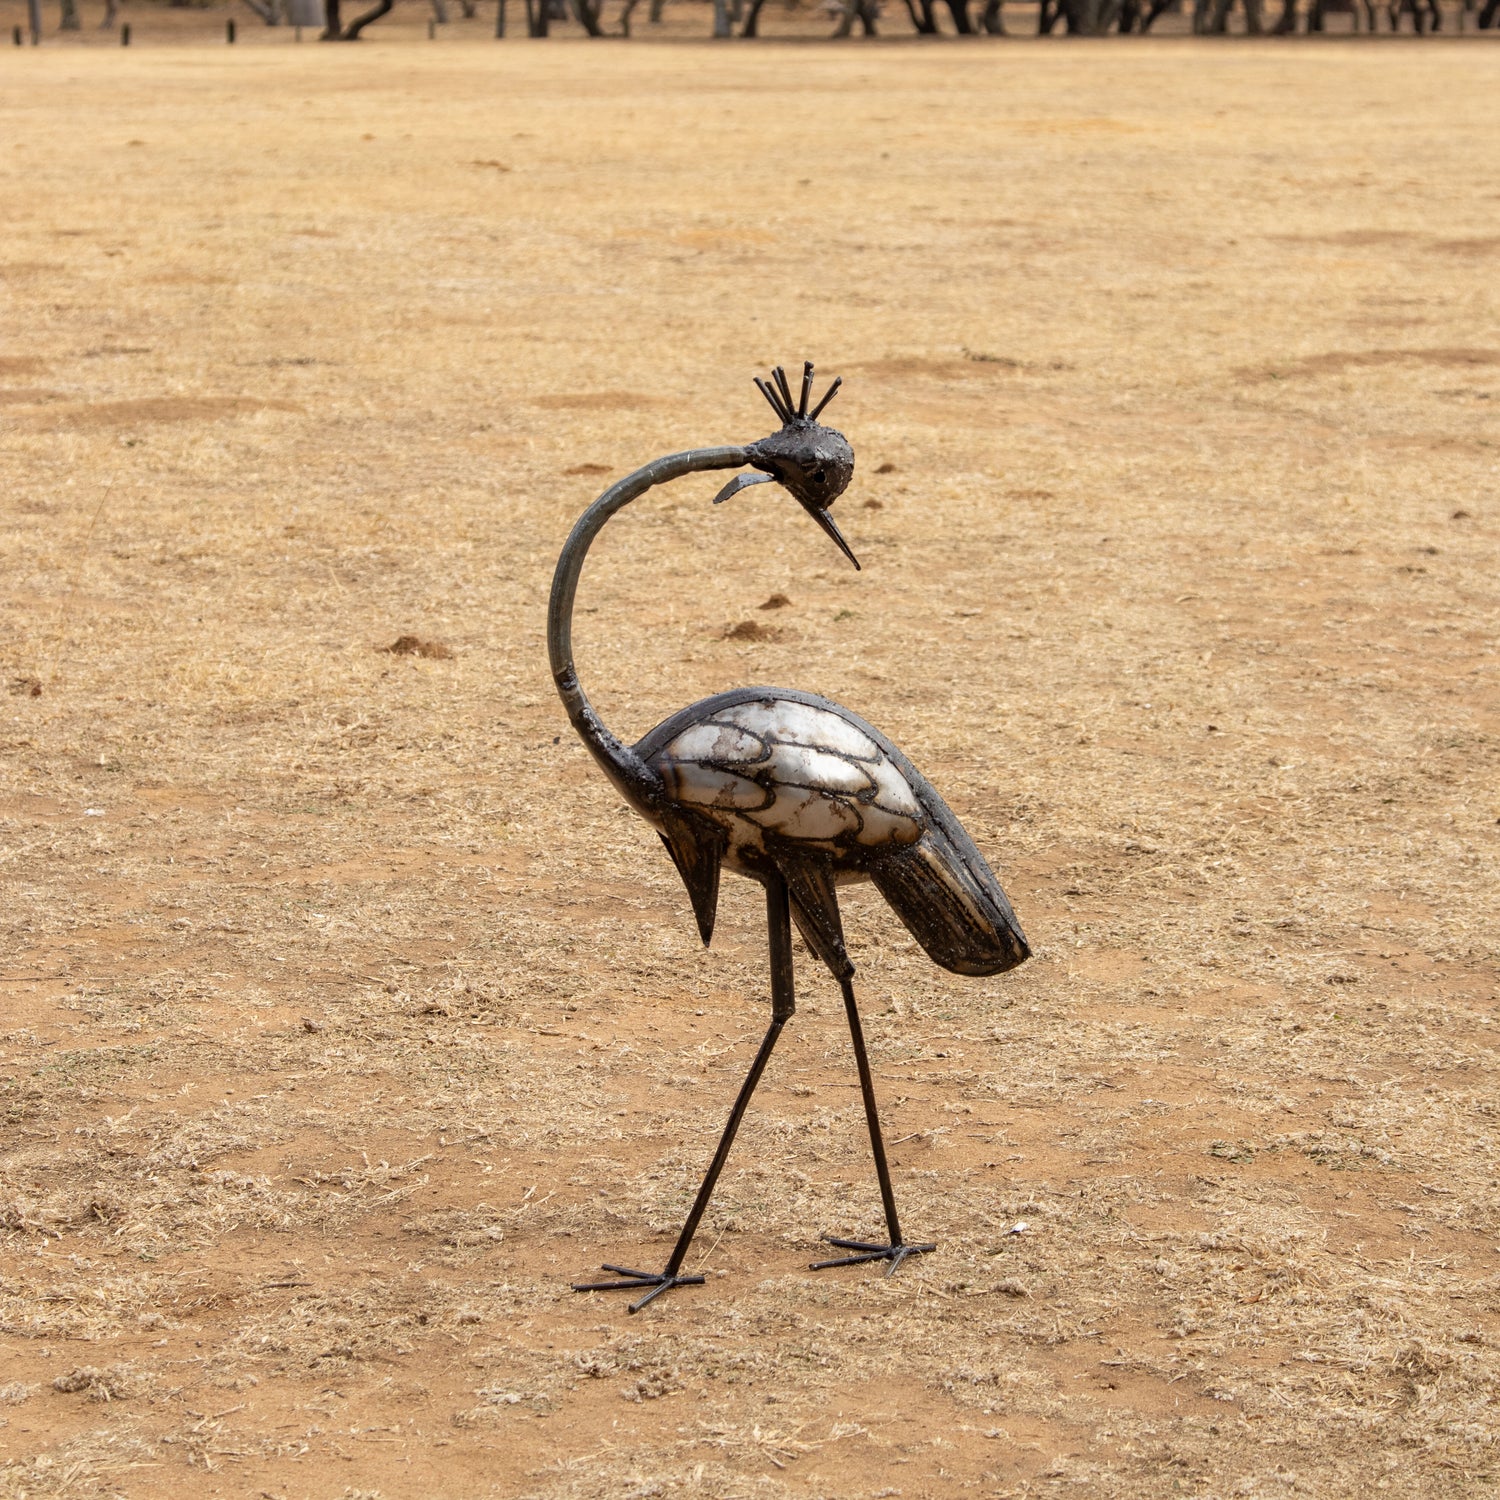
[754,376,788,422]
[764,372,792,421]
[808,375,842,421]
[798,361,815,418]
[772,365,796,419]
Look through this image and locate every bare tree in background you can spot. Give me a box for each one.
[99,0,118,24]
[570,0,606,33]
[1040,0,1107,30]
[468,0,1485,39]
[830,0,880,33]
[1390,0,1442,30]
[1203,0,1264,30]
[1039,0,1109,31]
[58,0,80,29]
[322,0,393,37]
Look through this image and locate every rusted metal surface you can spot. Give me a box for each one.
[549,364,1029,1311]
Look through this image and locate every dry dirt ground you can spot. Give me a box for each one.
[3,32,1499,1500]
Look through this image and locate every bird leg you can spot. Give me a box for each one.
[573,878,796,1313]
[811,973,935,1277]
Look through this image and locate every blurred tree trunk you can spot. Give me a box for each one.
[343,0,392,32]
[942,0,974,27]
[618,0,637,29]
[241,0,283,21]
[979,0,1004,28]
[571,0,604,32]
[711,0,730,33]
[99,0,118,25]
[58,0,80,28]
[903,0,940,29]
[524,0,550,33]
[649,0,664,17]
[322,0,392,36]
[1066,0,1116,28]
[740,0,765,31]
[832,0,878,30]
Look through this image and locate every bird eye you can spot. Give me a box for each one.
[812,468,827,485]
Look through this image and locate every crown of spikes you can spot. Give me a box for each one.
[754,361,843,428]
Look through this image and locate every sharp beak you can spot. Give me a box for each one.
[713,471,774,505]
[806,503,861,571]
[715,468,860,570]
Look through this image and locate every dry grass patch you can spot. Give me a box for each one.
[2,33,1499,1500]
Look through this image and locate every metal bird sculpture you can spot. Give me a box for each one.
[549,363,1029,1312]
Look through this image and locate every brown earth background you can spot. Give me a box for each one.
[2,31,1499,1500]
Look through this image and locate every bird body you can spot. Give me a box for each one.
[637,685,1027,981]
[551,364,1028,1310]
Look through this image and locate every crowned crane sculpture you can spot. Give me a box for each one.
[550,363,1029,1312]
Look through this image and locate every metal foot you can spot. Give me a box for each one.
[572,1263,707,1313]
[831,974,930,1275]
[810,1235,936,1277]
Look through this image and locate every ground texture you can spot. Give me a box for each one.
[2,33,1499,1500]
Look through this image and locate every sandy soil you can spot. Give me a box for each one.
[2,33,1499,1500]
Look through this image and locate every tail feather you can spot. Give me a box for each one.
[870,823,1029,978]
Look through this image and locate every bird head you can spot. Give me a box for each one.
[713,362,859,571]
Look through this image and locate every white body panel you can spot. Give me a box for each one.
[649,697,924,863]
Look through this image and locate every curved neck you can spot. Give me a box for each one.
[547,445,748,812]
